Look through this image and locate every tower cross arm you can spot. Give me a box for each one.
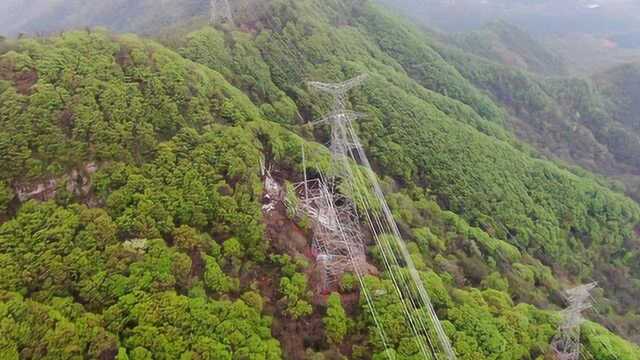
[307,74,368,96]
[565,282,598,297]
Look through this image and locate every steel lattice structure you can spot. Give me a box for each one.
[291,176,368,290]
[303,75,457,360]
[551,283,598,360]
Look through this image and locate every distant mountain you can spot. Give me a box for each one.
[545,32,640,75]
[0,0,209,36]
[595,62,640,134]
[378,0,640,35]
[433,34,640,204]
[378,0,640,75]
[450,21,567,75]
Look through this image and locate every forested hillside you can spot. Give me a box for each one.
[421,28,640,204]
[595,62,640,138]
[449,21,567,76]
[1,0,639,359]
[379,0,640,203]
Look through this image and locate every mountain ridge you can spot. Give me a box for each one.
[0,0,639,358]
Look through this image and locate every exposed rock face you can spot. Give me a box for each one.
[15,179,57,202]
[262,172,379,296]
[262,173,309,256]
[67,162,98,196]
[13,162,99,203]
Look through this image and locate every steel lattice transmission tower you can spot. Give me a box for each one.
[308,74,368,111]
[291,176,368,290]
[210,0,234,25]
[551,283,598,360]
[307,75,457,360]
[307,75,367,169]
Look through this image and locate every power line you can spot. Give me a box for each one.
[308,76,434,358]
[335,115,437,359]
[291,152,392,356]
[307,74,458,360]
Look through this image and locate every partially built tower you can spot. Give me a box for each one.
[551,283,598,360]
[301,75,457,360]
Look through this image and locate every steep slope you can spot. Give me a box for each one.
[170,0,640,347]
[592,62,640,197]
[379,0,640,76]
[0,0,639,359]
[429,34,640,205]
[0,30,289,359]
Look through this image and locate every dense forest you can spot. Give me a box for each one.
[428,28,640,205]
[1,0,640,359]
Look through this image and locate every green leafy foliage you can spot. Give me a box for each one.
[324,293,348,345]
[0,181,12,215]
[0,29,287,359]
[583,322,640,360]
[178,27,298,124]
[0,292,118,359]
[204,255,237,294]
[106,291,281,359]
[339,273,357,293]
[0,0,639,358]
[279,272,313,319]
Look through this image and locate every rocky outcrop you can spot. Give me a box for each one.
[14,179,57,202]
[13,162,99,203]
[66,162,98,196]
